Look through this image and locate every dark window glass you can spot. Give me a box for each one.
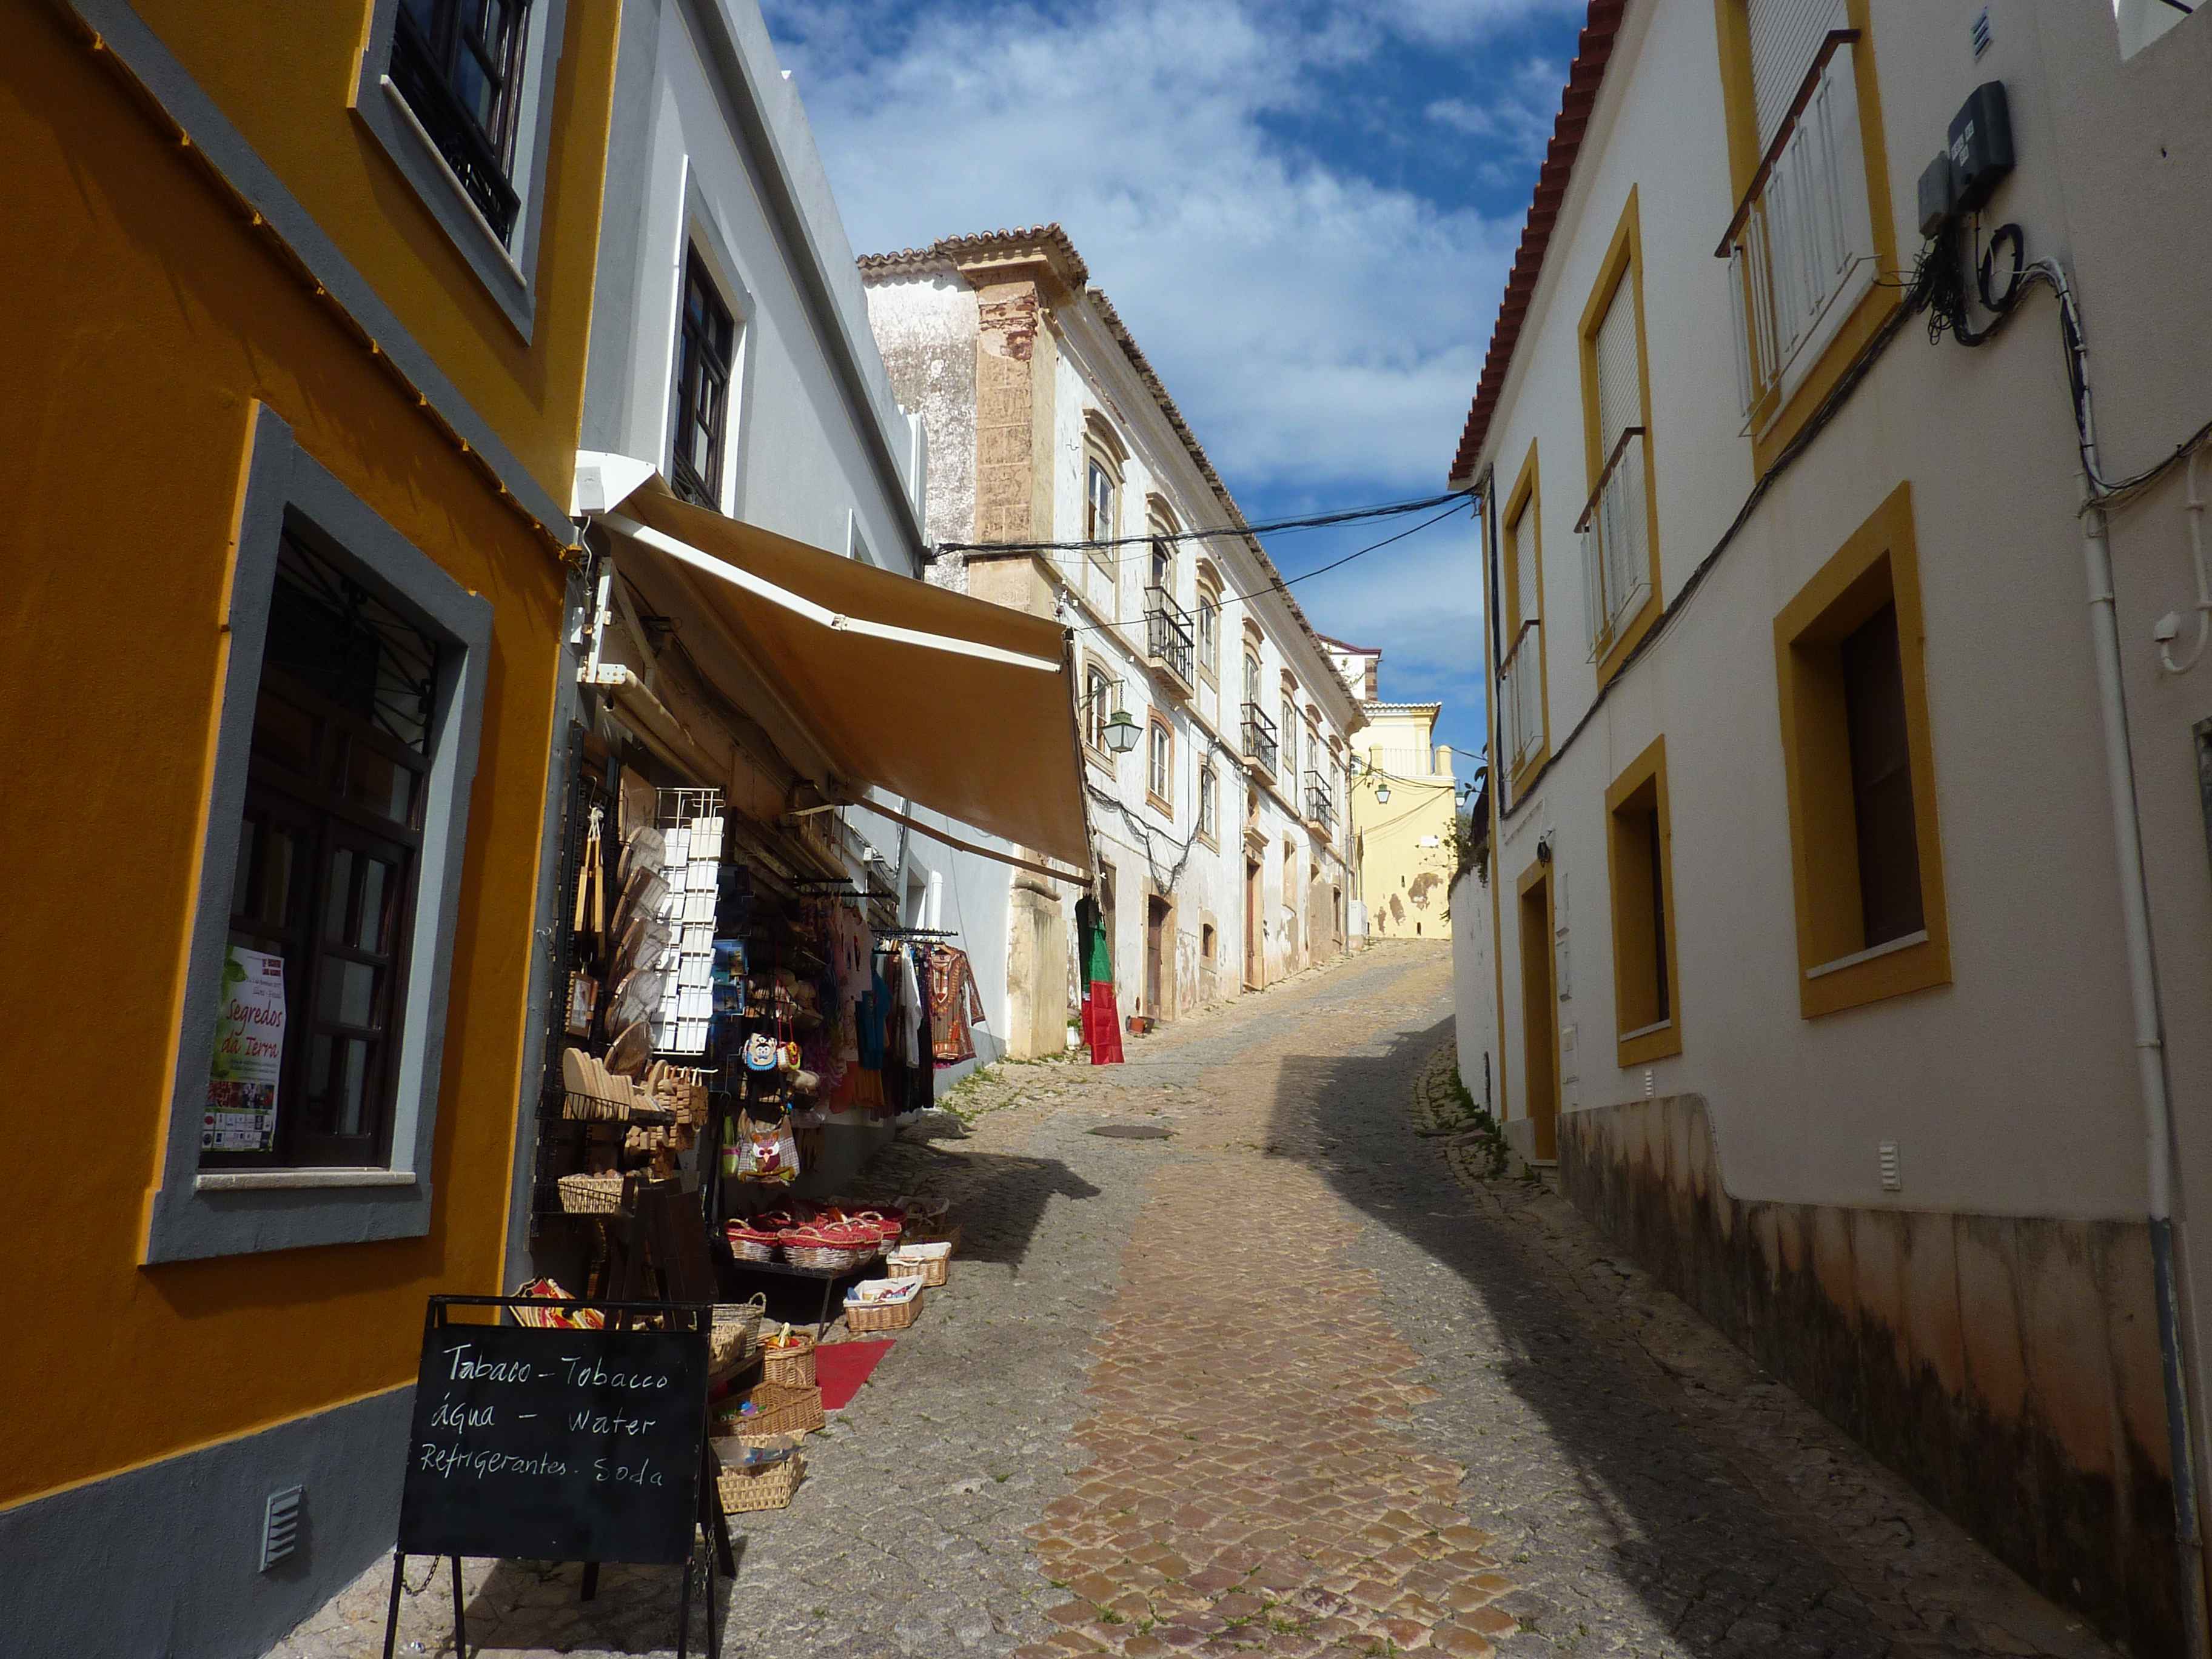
[1842,601,1924,948]
[389,0,534,241]
[671,248,737,509]
[1644,805,1671,1023]
[201,533,438,1172]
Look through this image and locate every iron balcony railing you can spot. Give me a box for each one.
[1501,618,1544,777]
[1576,426,1650,660]
[1145,585,1195,691]
[389,4,528,243]
[1241,701,1279,776]
[1718,30,1873,429]
[1304,771,1335,837]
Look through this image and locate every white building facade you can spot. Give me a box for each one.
[1447,2,2212,1649]
[863,227,1362,1052]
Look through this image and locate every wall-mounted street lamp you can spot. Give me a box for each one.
[1082,679,1142,755]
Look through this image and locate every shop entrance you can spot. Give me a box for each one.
[1517,862,1559,1161]
[1244,857,1262,990]
[1145,894,1171,1022]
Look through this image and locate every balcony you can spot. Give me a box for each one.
[1241,702,1279,777]
[1718,30,1875,431]
[1303,771,1335,839]
[1145,585,1195,694]
[1576,426,1650,662]
[1501,618,1544,779]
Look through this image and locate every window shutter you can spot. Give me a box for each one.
[1594,281,1641,454]
[1746,0,1845,149]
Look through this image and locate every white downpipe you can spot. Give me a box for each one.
[925,869,944,931]
[2054,249,2210,1653]
[2157,451,2211,675]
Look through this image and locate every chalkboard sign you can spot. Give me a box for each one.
[397,1299,711,1565]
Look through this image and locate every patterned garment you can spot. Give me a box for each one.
[927,945,985,1065]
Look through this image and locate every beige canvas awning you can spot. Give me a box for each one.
[589,471,1091,878]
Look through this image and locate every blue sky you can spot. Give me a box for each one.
[762,0,1589,775]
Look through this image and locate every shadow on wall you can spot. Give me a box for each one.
[1558,1096,2178,1658]
[1259,1019,2170,1658]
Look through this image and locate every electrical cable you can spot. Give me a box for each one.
[937,489,1475,560]
[1065,496,1476,639]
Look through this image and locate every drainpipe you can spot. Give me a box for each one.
[2060,266,2210,1652]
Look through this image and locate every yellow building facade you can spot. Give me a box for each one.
[1324,640,1460,940]
[0,4,615,1652]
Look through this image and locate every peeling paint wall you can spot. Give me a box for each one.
[863,273,978,585]
[1560,1095,2180,1658]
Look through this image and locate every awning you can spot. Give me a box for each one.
[585,464,1092,878]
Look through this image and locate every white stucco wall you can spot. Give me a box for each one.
[1459,0,2212,1225]
[863,273,980,568]
[1451,868,1498,1114]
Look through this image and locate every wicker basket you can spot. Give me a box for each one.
[709,1295,768,1370]
[556,1173,625,1215]
[903,1220,962,1255]
[712,1382,823,1439]
[783,1244,867,1271]
[716,1448,805,1513]
[759,1332,816,1388]
[887,1251,950,1289]
[843,1286,923,1333]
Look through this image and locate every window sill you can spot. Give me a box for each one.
[1805,928,1928,980]
[1617,1016,1681,1067]
[378,78,529,286]
[195,1168,418,1193]
[1145,791,1175,819]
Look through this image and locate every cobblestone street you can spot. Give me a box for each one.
[277,943,2119,1659]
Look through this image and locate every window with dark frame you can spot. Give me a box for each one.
[671,247,737,509]
[1084,665,1113,751]
[205,533,440,1173]
[1841,600,1925,948]
[389,0,534,243]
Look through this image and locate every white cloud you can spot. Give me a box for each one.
[765,0,1546,735]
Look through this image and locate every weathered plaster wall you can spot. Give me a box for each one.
[1561,1094,2179,1657]
[1451,869,1498,1113]
[865,273,980,566]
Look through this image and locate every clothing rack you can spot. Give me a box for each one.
[874,927,957,940]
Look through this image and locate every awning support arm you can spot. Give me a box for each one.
[850,799,1090,887]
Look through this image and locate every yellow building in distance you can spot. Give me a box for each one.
[1322,640,1460,939]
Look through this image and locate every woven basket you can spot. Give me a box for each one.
[760,1332,816,1388]
[844,1287,923,1333]
[887,1253,949,1289]
[556,1173,625,1215]
[903,1220,962,1254]
[783,1244,867,1272]
[709,1295,768,1370]
[716,1449,804,1513]
[711,1382,823,1438]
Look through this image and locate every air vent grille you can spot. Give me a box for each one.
[260,1484,304,1572]
[1879,1140,1902,1192]
[1971,7,1991,58]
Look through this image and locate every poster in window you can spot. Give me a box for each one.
[203,946,286,1153]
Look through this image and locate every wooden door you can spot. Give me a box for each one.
[1244,859,1262,989]
[1145,897,1168,1019]
[1517,867,1559,1161]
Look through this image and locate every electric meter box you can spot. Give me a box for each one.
[1947,81,2014,215]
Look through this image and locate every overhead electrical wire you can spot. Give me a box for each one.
[936,488,1475,565]
[1065,495,1477,639]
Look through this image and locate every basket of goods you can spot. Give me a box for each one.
[725,1222,781,1263]
[843,1276,924,1334]
[556,1171,626,1215]
[512,1278,607,1330]
[709,1294,768,1370]
[714,1439,805,1513]
[759,1322,817,1388]
[709,1380,824,1439]
[782,1222,876,1272]
[887,1241,951,1289]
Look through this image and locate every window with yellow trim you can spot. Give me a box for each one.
[1773,481,1949,1018]
[1713,0,1899,467]
[1577,190,1660,687]
[1604,737,1681,1065]
[1499,443,1548,782]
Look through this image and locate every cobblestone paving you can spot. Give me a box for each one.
[270,943,2116,1659]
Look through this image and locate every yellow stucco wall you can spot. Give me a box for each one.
[124,0,614,499]
[1353,711,1459,937]
[0,4,613,1509]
